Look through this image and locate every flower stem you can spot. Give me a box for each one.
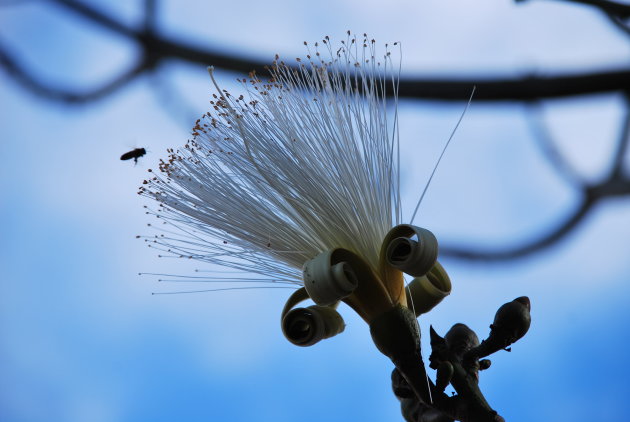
[369,304,431,404]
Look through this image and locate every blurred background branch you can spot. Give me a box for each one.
[441,96,630,261]
[0,0,628,104]
[1,0,629,262]
[551,0,630,17]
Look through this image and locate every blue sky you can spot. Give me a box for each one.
[1,1,629,421]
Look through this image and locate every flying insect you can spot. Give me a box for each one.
[120,148,146,164]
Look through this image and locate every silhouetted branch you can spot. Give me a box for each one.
[609,101,630,178]
[0,0,613,103]
[441,180,630,261]
[607,13,630,36]
[50,0,137,38]
[1,0,628,264]
[0,0,627,107]
[441,105,630,261]
[0,40,147,103]
[396,70,630,101]
[440,194,595,261]
[48,0,270,72]
[553,0,630,17]
[521,0,630,36]
[150,68,200,125]
[526,103,586,188]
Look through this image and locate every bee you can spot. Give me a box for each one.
[120,148,146,164]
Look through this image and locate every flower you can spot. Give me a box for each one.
[140,32,453,406]
[140,33,406,306]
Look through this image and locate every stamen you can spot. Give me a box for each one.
[409,86,477,225]
[142,35,402,286]
[151,286,299,295]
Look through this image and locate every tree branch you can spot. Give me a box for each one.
[0,40,147,103]
[37,0,630,103]
[609,98,630,179]
[606,12,630,36]
[526,102,586,188]
[551,0,630,18]
[440,172,630,261]
[1,0,627,264]
[440,194,595,261]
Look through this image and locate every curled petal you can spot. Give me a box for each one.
[303,249,359,306]
[280,287,345,346]
[405,261,452,316]
[282,305,345,347]
[384,225,438,277]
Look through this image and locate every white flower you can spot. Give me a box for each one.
[141,36,454,403]
[140,34,403,289]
